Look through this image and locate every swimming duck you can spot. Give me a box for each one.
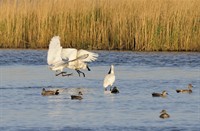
[152,90,168,97]
[71,91,83,100]
[111,86,119,94]
[41,88,59,96]
[159,110,170,119]
[176,84,193,93]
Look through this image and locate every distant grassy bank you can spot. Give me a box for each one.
[0,0,199,51]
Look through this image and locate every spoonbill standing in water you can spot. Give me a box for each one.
[103,65,115,91]
[47,36,98,77]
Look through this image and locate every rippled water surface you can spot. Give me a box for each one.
[0,50,200,131]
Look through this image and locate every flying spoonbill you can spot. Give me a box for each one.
[61,48,98,77]
[47,36,98,77]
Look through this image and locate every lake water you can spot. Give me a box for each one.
[0,50,200,131]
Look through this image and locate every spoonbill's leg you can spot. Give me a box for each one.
[56,72,72,77]
[87,65,91,71]
[62,73,73,77]
[76,70,85,77]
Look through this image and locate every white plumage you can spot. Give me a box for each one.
[103,65,115,91]
[47,36,98,77]
[47,36,67,75]
[47,36,62,66]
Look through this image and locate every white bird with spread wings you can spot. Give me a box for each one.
[47,36,98,77]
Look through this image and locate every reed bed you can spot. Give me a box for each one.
[0,0,199,51]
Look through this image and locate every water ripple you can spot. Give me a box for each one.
[0,50,199,68]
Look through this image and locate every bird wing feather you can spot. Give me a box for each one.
[61,48,78,61]
[47,36,62,65]
[77,49,98,62]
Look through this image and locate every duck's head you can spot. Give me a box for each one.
[162,90,168,95]
[160,110,167,114]
[55,89,59,95]
[78,91,83,95]
[188,84,193,89]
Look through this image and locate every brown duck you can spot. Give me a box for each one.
[41,88,59,96]
[159,110,170,119]
[71,91,83,100]
[152,90,168,97]
[176,84,193,93]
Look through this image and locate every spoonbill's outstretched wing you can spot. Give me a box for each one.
[77,49,98,62]
[47,36,62,65]
[61,48,98,64]
[61,48,89,62]
[61,48,77,61]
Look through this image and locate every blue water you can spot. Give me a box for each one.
[0,50,200,131]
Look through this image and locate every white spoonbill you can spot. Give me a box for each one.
[47,36,98,77]
[61,48,98,77]
[103,65,115,91]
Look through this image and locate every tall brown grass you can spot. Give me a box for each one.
[0,0,199,51]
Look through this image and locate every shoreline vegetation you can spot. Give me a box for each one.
[0,0,199,51]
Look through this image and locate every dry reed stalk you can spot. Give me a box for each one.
[0,0,199,51]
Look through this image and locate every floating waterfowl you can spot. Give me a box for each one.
[111,86,119,94]
[152,90,168,97]
[41,88,59,96]
[176,84,193,93]
[71,91,83,100]
[159,110,170,119]
[103,65,115,91]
